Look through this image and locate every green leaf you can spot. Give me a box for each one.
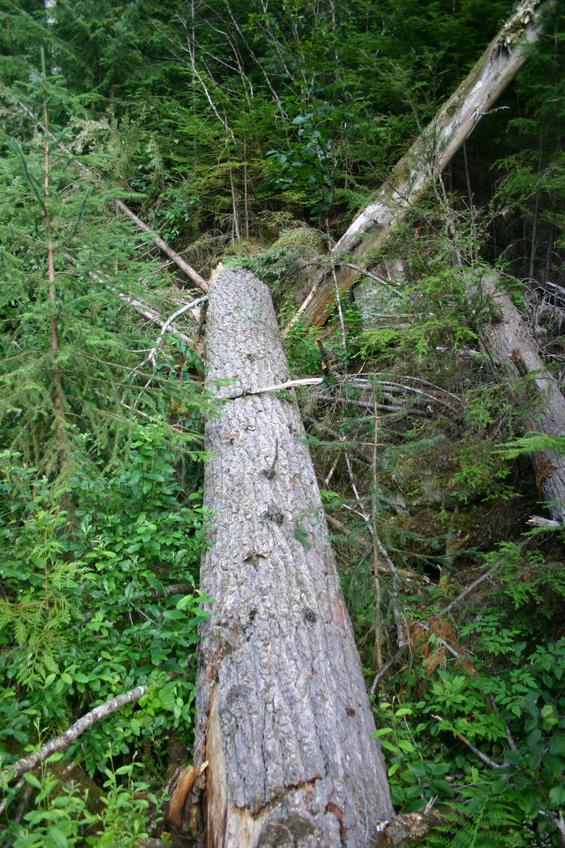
[176,594,195,610]
[549,786,565,807]
[549,734,565,755]
[47,826,68,848]
[397,739,416,753]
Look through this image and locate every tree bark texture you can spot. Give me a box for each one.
[479,274,565,523]
[195,268,394,847]
[286,0,548,332]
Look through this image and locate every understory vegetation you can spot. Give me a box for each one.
[0,0,563,845]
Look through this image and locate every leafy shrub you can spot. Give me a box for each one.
[0,427,207,795]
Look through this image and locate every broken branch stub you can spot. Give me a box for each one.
[195,268,393,847]
[285,0,549,333]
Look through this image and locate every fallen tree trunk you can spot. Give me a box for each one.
[479,274,565,523]
[194,267,393,847]
[285,0,549,333]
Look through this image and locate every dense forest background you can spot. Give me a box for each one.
[0,0,564,845]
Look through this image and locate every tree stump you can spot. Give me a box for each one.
[194,267,393,847]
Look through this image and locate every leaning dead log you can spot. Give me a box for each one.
[194,268,393,847]
[285,0,549,333]
[479,274,565,523]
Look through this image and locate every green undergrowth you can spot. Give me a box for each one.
[0,429,208,845]
[296,206,565,846]
[1,0,564,842]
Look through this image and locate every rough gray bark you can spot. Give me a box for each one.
[195,267,393,847]
[479,274,565,523]
[285,0,549,332]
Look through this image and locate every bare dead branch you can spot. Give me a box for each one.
[118,294,199,347]
[1,685,147,784]
[115,201,209,293]
[436,565,497,618]
[431,714,504,769]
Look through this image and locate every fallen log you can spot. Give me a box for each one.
[479,274,565,523]
[285,0,549,333]
[194,267,393,847]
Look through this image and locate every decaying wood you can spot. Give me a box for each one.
[166,762,208,829]
[1,685,147,784]
[372,810,441,847]
[527,515,562,528]
[479,274,565,523]
[195,267,393,847]
[285,0,549,332]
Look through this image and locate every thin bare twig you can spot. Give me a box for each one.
[370,647,407,696]
[436,565,496,618]
[127,294,207,405]
[118,294,198,348]
[371,396,383,670]
[146,296,208,370]
[431,714,504,769]
[222,377,324,400]
[369,566,498,693]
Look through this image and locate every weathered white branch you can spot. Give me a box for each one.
[118,294,199,346]
[144,295,208,369]
[527,515,562,528]
[1,685,147,783]
[285,0,549,331]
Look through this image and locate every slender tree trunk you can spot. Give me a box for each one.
[285,0,549,333]
[194,267,393,847]
[479,274,565,523]
[42,84,67,468]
